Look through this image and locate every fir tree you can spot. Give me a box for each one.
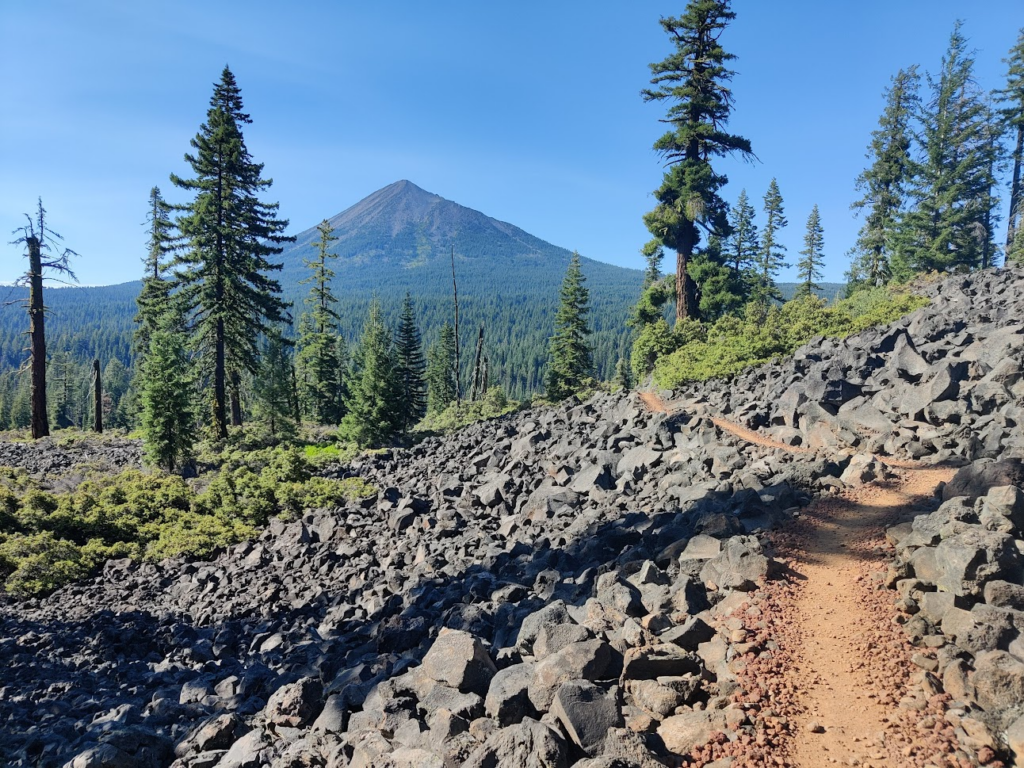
[998,29,1024,264]
[726,189,759,279]
[254,329,296,440]
[642,0,753,322]
[795,205,825,299]
[848,68,920,288]
[426,322,457,414]
[546,252,593,401]
[691,234,744,320]
[394,293,427,433]
[754,179,788,304]
[640,240,664,290]
[48,351,76,430]
[170,67,293,439]
[340,299,401,447]
[134,186,175,353]
[613,357,633,391]
[140,325,194,472]
[900,23,1001,274]
[295,219,343,424]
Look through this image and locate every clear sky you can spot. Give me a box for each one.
[1,1,1020,286]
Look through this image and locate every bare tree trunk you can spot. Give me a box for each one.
[92,359,102,433]
[1008,123,1023,260]
[290,364,301,424]
[229,369,242,428]
[481,356,489,394]
[451,245,461,404]
[27,236,49,439]
[470,325,484,401]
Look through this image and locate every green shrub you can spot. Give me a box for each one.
[0,532,91,597]
[652,288,929,388]
[417,387,521,434]
[0,443,378,596]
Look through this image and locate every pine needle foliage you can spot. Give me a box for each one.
[545,252,594,401]
[848,68,919,290]
[296,220,343,424]
[796,205,826,299]
[394,293,427,434]
[641,0,753,321]
[170,67,294,439]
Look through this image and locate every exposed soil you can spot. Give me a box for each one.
[640,390,966,767]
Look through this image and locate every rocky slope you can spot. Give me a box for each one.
[0,266,1022,768]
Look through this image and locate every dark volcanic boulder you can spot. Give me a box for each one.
[943,459,1024,503]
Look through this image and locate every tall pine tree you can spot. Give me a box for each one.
[394,293,427,433]
[135,186,176,352]
[795,205,825,299]
[295,219,343,424]
[998,29,1024,264]
[725,189,758,281]
[170,67,293,439]
[426,322,458,414]
[546,252,593,401]
[254,328,296,440]
[642,0,753,322]
[900,23,1000,274]
[848,67,920,288]
[340,299,401,447]
[140,323,194,472]
[754,179,788,304]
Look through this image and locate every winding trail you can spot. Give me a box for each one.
[637,392,957,767]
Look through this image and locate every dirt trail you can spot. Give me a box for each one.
[637,390,957,767]
[781,466,953,767]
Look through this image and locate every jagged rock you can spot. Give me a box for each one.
[463,717,568,768]
[528,640,614,711]
[550,680,623,757]
[657,710,729,755]
[265,677,324,729]
[699,536,772,592]
[972,651,1024,712]
[943,459,1024,502]
[421,629,497,696]
[485,663,537,726]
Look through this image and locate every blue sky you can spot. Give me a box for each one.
[0,1,1020,286]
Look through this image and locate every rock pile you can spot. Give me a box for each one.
[670,267,1024,464]
[887,458,1024,765]
[0,266,1022,768]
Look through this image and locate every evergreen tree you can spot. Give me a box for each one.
[613,357,633,391]
[640,240,664,290]
[426,322,457,414]
[998,29,1024,264]
[340,299,401,447]
[48,351,76,429]
[134,186,175,353]
[795,205,825,299]
[295,219,343,424]
[726,189,759,280]
[848,68,920,288]
[140,325,194,472]
[254,329,296,440]
[690,234,744,320]
[394,293,427,433]
[546,252,593,401]
[754,179,788,304]
[641,0,753,322]
[900,23,1001,274]
[170,67,293,439]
